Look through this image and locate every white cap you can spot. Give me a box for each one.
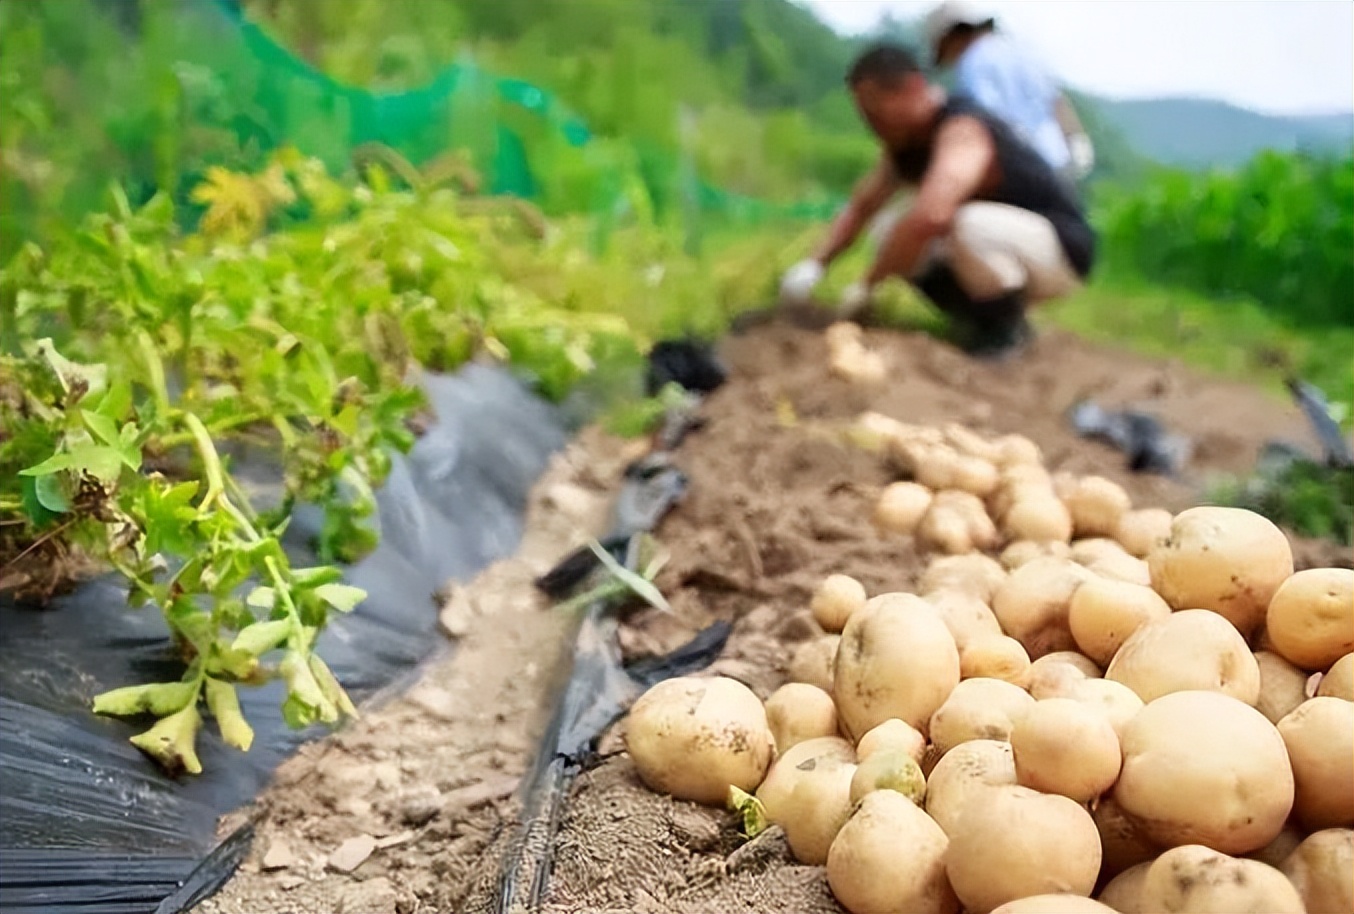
[923,1,996,58]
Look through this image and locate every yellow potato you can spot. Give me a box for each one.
[1281,828,1354,914]
[921,553,1007,603]
[1012,697,1121,803]
[811,573,868,634]
[924,739,1017,837]
[1063,475,1132,538]
[855,718,926,763]
[1068,576,1171,667]
[1069,677,1144,739]
[1105,609,1261,705]
[991,896,1117,914]
[828,790,959,914]
[999,539,1071,570]
[1140,845,1304,913]
[1114,507,1174,559]
[756,736,855,825]
[1266,568,1354,671]
[1094,795,1160,880]
[960,635,1031,683]
[992,558,1093,660]
[1318,651,1354,700]
[848,748,926,807]
[788,634,840,692]
[929,677,1035,755]
[764,682,839,754]
[874,482,933,536]
[1255,650,1312,724]
[1097,861,1151,914]
[925,589,1003,651]
[1002,496,1074,545]
[1278,697,1354,830]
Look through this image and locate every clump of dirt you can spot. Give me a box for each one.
[196,322,1348,914]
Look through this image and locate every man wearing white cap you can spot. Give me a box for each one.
[924,0,1094,184]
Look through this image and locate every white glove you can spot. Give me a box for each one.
[780,258,825,302]
[1069,133,1095,179]
[837,280,874,319]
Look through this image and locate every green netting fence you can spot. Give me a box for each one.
[1,0,842,253]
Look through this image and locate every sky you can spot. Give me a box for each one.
[801,0,1354,116]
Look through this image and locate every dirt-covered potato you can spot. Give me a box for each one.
[834,594,960,739]
[781,752,858,864]
[925,589,1003,651]
[1000,539,1071,570]
[1255,650,1311,724]
[1115,690,1294,854]
[1094,795,1160,881]
[811,574,868,634]
[1097,862,1151,914]
[764,683,839,753]
[918,503,976,555]
[1281,828,1354,914]
[848,748,926,806]
[1011,698,1121,803]
[946,785,1101,914]
[1277,697,1354,829]
[788,634,840,692]
[960,635,1032,683]
[1139,845,1305,913]
[924,739,1018,837]
[929,678,1035,755]
[1148,506,1294,636]
[995,434,1043,468]
[1069,677,1144,739]
[1062,476,1132,539]
[855,718,926,763]
[1020,656,1090,700]
[1114,507,1174,559]
[756,736,855,824]
[1068,577,1171,667]
[991,896,1117,914]
[827,790,959,914]
[624,676,775,806]
[992,558,1093,659]
[1002,496,1074,544]
[1318,651,1354,700]
[1266,567,1354,671]
[1106,609,1261,705]
[922,553,1007,603]
[874,482,933,536]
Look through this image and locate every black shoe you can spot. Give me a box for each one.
[957,289,1035,361]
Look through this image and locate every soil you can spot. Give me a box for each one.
[193,322,1349,914]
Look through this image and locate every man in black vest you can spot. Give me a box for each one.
[779,44,1097,360]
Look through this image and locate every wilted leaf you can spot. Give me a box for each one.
[728,785,769,839]
[129,703,203,776]
[93,680,198,717]
[280,649,337,727]
[205,678,254,751]
[309,653,358,718]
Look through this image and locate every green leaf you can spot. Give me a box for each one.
[82,409,121,448]
[205,678,254,751]
[207,646,260,680]
[587,538,671,614]
[309,654,358,718]
[166,596,214,654]
[313,582,365,613]
[34,473,71,514]
[94,380,133,421]
[20,451,82,476]
[280,649,337,727]
[245,586,276,609]
[33,338,107,399]
[19,476,62,526]
[728,785,769,839]
[330,403,360,437]
[291,565,344,588]
[129,703,203,776]
[93,679,198,717]
[231,619,292,656]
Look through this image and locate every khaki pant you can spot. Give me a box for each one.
[868,199,1083,304]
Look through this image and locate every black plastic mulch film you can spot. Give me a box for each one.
[1,344,730,914]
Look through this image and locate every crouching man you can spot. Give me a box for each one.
[780,45,1096,360]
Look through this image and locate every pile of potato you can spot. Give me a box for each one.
[622,418,1354,914]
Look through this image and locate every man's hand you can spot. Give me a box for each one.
[780,259,825,302]
[1069,133,1095,179]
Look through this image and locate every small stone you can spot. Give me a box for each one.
[327,834,377,873]
[261,839,295,871]
[400,786,443,826]
[337,875,399,914]
[438,586,475,638]
[375,829,417,850]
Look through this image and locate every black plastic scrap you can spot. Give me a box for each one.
[1286,376,1354,468]
[1067,399,1192,475]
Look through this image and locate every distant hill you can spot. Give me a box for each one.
[1069,97,1352,170]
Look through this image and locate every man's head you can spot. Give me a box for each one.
[846,44,940,146]
[924,1,996,68]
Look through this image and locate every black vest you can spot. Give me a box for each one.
[889,96,1096,278]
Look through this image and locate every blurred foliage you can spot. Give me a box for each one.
[1212,456,1354,546]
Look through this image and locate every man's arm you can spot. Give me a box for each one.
[863,116,994,286]
[812,156,901,265]
[1054,93,1095,177]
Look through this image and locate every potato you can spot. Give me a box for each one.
[929,678,1036,755]
[943,422,1002,464]
[789,634,840,692]
[924,491,999,553]
[782,753,858,864]
[946,785,1101,914]
[1115,507,1174,559]
[834,594,960,739]
[1069,677,1144,739]
[1002,496,1074,544]
[855,718,926,763]
[1318,651,1354,700]
[1000,539,1071,570]
[827,790,959,914]
[952,455,1001,499]
[1097,862,1151,914]
[1148,506,1294,636]
[1266,568,1354,671]
[811,574,868,633]
[990,896,1117,914]
[1068,536,1132,566]
[922,553,1007,603]
[1254,650,1310,724]
[1064,475,1132,538]
[992,481,1055,524]
[756,736,855,824]
[924,739,1017,836]
[1105,609,1261,705]
[1139,845,1305,913]
[909,445,965,491]
[1277,697,1354,829]
[1068,577,1171,667]
[918,504,975,554]
[624,676,775,806]
[874,482,933,536]
[1094,794,1160,879]
[832,349,887,385]
[960,635,1031,683]
[849,748,926,806]
[764,683,838,754]
[1281,828,1354,914]
[992,558,1093,659]
[1027,650,1102,681]
[995,434,1043,468]
[925,589,1003,651]
[1085,553,1152,587]
[1012,698,1121,803]
[1115,691,1294,854]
